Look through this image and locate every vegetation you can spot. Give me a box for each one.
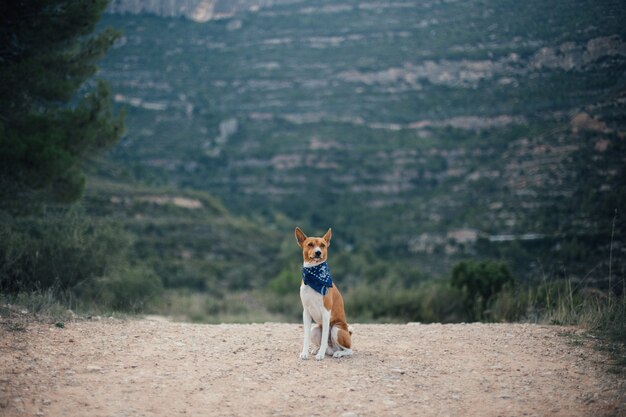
[94,0,626,283]
[0,0,623,369]
[0,1,129,307]
[0,1,124,208]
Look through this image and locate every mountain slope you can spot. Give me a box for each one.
[81,175,283,292]
[94,0,626,280]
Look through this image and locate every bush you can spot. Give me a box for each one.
[0,208,128,292]
[0,207,163,312]
[450,260,514,321]
[417,281,467,323]
[268,268,301,296]
[264,292,302,320]
[74,266,163,312]
[487,288,527,322]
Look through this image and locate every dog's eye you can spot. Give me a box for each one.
[307,243,314,247]
[320,243,326,248]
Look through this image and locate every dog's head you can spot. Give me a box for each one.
[294,227,332,264]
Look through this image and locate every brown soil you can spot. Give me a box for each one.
[1,318,624,417]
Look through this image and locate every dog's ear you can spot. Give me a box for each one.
[294,227,307,247]
[323,228,332,246]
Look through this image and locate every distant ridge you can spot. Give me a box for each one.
[97,0,626,280]
[106,0,302,22]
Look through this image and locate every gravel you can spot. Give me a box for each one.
[1,319,624,416]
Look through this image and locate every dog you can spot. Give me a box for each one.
[295,227,352,360]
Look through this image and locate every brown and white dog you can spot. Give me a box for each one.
[295,227,352,360]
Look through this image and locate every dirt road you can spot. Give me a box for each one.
[1,318,624,417]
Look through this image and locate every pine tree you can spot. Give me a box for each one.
[0,0,124,210]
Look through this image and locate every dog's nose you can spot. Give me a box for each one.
[314,250,322,257]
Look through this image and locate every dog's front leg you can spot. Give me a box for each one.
[300,309,312,359]
[316,309,331,361]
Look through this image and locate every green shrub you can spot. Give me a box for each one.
[450,260,514,321]
[487,288,527,322]
[74,266,163,312]
[264,293,302,320]
[268,268,301,296]
[0,208,164,313]
[0,208,128,292]
[417,281,467,323]
[343,280,468,323]
[345,283,422,322]
[0,288,72,320]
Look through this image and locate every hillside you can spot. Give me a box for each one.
[1,319,624,416]
[81,176,283,294]
[91,0,626,286]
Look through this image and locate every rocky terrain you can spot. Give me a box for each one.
[86,0,626,286]
[107,0,300,22]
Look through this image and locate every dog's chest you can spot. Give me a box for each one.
[300,284,326,324]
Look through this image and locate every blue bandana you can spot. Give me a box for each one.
[302,262,333,296]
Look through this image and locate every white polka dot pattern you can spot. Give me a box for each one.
[302,262,333,295]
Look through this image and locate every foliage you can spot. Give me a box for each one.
[268,267,301,296]
[0,207,165,311]
[2,0,625,329]
[451,260,514,321]
[0,289,73,322]
[0,208,128,292]
[156,291,283,324]
[344,281,466,323]
[75,265,162,312]
[95,0,626,282]
[80,179,284,294]
[0,0,124,208]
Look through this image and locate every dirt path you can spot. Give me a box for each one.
[1,318,624,417]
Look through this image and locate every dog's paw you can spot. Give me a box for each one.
[299,351,309,360]
[315,351,325,361]
[333,349,353,358]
